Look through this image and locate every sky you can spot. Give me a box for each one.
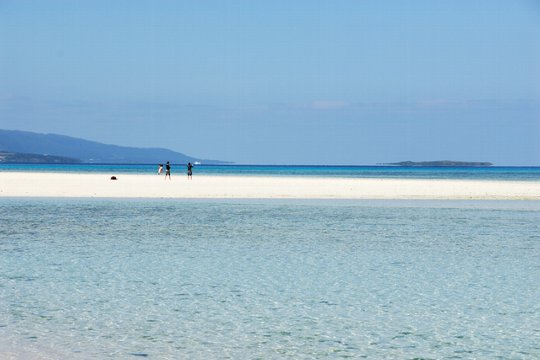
[1,0,539,165]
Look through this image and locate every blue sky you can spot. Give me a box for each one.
[1,1,539,164]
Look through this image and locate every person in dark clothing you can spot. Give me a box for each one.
[187,162,193,180]
[165,161,171,180]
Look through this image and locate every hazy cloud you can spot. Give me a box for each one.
[311,100,349,110]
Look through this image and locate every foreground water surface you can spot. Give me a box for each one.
[1,199,539,359]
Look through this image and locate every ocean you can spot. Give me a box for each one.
[1,198,539,359]
[1,163,540,181]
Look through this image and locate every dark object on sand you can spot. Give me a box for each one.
[110,176,117,180]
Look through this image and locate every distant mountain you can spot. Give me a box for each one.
[384,160,493,167]
[0,129,227,164]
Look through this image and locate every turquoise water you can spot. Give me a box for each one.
[1,163,540,180]
[1,199,539,358]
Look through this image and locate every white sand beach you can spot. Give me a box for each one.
[1,172,539,199]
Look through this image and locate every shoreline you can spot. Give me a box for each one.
[1,172,539,200]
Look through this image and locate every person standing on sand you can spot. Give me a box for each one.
[158,164,163,175]
[187,162,193,180]
[165,161,171,180]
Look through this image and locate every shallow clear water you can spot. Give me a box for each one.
[1,199,539,359]
[2,163,540,180]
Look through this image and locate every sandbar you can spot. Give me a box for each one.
[1,172,539,200]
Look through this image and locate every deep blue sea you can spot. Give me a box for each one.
[1,199,539,359]
[1,163,540,180]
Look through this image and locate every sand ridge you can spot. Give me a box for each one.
[1,172,539,200]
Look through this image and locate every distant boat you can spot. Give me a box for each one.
[194,161,201,165]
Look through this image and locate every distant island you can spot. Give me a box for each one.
[0,129,228,164]
[0,151,80,164]
[384,160,493,167]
